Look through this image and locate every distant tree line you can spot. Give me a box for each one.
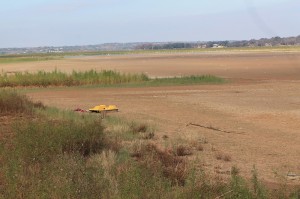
[136,42,195,50]
[135,35,300,50]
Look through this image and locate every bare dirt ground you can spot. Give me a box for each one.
[2,52,300,79]
[17,52,300,185]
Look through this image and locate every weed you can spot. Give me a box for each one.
[130,122,148,133]
[196,144,204,151]
[252,166,268,198]
[229,168,253,198]
[190,141,204,151]
[176,145,193,156]
[0,89,40,115]
[223,154,232,162]
[128,122,156,140]
[143,132,155,140]
[215,152,223,160]
[132,143,187,186]
[215,151,232,162]
[289,189,300,199]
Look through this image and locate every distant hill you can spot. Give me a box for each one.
[1,35,299,55]
[0,43,144,55]
[135,35,300,50]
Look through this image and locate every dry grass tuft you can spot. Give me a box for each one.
[62,140,104,157]
[215,151,232,162]
[143,132,155,140]
[223,154,232,162]
[33,101,46,109]
[128,122,155,140]
[215,152,223,160]
[132,143,187,186]
[196,144,204,151]
[176,145,193,156]
[130,123,148,133]
[190,141,204,151]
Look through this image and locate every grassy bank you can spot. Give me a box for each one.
[0,70,224,88]
[0,90,299,198]
[0,70,150,87]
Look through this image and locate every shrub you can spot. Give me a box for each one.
[176,145,193,156]
[0,89,41,115]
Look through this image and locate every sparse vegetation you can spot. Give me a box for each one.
[176,145,193,156]
[0,69,224,88]
[130,122,148,133]
[190,140,204,151]
[131,143,187,186]
[1,90,299,198]
[0,70,149,87]
[215,151,232,162]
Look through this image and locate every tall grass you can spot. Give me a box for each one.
[0,70,224,88]
[147,75,224,86]
[0,70,149,87]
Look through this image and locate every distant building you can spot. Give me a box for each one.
[212,44,224,48]
[197,44,207,48]
[48,49,63,53]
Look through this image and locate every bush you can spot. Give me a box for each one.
[0,89,39,115]
[176,145,193,156]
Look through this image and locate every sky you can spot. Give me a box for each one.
[0,0,299,48]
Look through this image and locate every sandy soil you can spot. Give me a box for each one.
[2,52,300,80]
[20,52,300,184]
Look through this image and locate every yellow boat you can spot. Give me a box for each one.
[89,105,118,113]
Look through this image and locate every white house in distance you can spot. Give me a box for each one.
[212,44,225,48]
